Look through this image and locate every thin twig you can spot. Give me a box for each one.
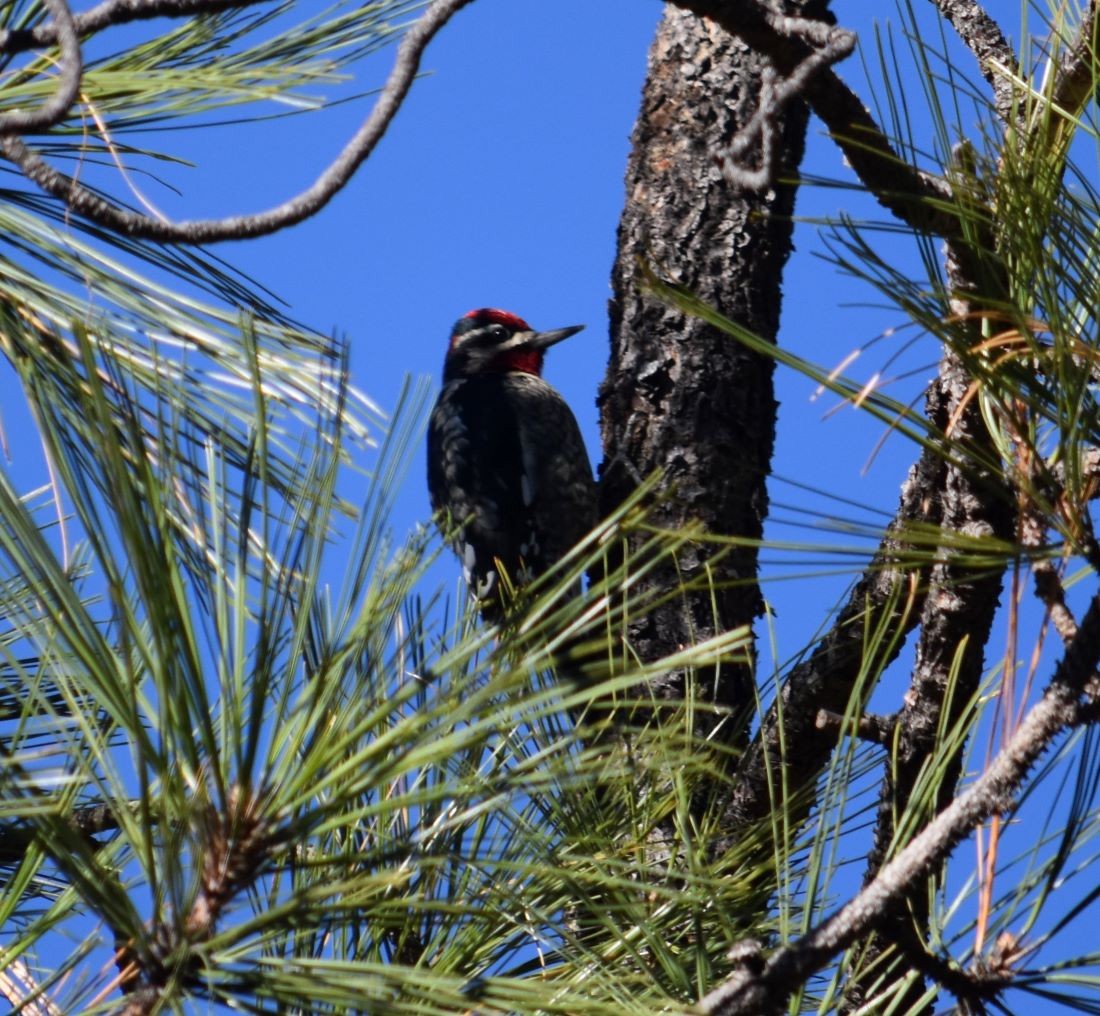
[717,26,856,190]
[814,707,896,746]
[0,0,82,133]
[664,0,959,233]
[926,0,1019,124]
[668,0,959,237]
[0,0,475,243]
[0,0,256,56]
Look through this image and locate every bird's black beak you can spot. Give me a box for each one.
[510,324,585,352]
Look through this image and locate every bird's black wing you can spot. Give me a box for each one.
[427,376,528,597]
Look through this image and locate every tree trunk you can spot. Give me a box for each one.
[599,7,813,733]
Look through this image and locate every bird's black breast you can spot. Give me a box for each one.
[428,376,530,582]
[427,373,596,597]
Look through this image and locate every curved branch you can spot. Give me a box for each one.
[701,587,1100,1015]
[0,0,257,56]
[0,0,82,133]
[717,26,856,190]
[0,0,475,244]
[927,0,1019,124]
[667,0,959,237]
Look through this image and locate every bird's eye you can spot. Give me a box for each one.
[490,324,509,342]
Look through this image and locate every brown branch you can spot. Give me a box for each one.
[718,381,949,839]
[926,0,1019,124]
[814,707,896,746]
[0,0,82,133]
[1048,0,1100,128]
[700,586,1100,1015]
[0,0,474,243]
[1034,562,1079,645]
[666,0,959,237]
[0,801,123,861]
[0,0,257,56]
[716,23,856,190]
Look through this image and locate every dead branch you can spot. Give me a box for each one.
[814,707,896,746]
[666,0,959,237]
[0,0,474,243]
[716,22,855,190]
[927,0,1019,124]
[0,0,82,133]
[700,586,1100,1015]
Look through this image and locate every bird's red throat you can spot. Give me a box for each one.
[490,349,544,375]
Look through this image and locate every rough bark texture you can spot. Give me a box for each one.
[599,7,811,727]
[701,584,1100,1016]
[718,409,945,838]
[847,261,1016,1014]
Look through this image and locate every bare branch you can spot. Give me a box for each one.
[926,0,1019,124]
[1048,0,1100,129]
[667,0,959,237]
[0,0,475,243]
[1034,561,1078,644]
[0,0,82,133]
[814,707,896,746]
[718,378,950,838]
[0,0,255,56]
[717,26,856,190]
[700,587,1100,1015]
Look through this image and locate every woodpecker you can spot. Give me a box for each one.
[427,308,596,616]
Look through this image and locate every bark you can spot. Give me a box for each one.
[718,397,947,837]
[847,248,1016,1013]
[599,7,812,730]
[700,587,1100,1015]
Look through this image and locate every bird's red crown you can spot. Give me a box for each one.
[462,308,530,331]
[452,308,542,375]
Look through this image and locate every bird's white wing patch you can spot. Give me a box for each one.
[462,540,477,585]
